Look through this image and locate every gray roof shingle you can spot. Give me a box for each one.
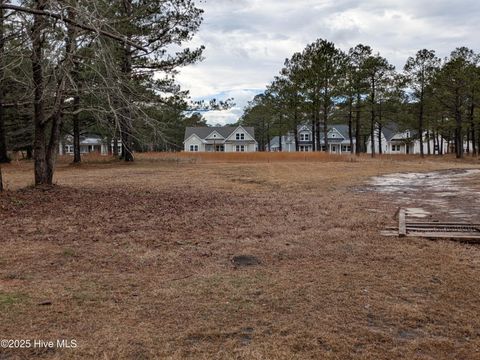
[184,126,255,141]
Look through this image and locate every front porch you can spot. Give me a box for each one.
[205,144,225,152]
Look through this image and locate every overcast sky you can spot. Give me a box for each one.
[176,0,480,125]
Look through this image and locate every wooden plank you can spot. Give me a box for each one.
[405,232,480,241]
[407,222,480,226]
[407,224,480,228]
[407,226,479,230]
[399,208,407,237]
[380,230,399,237]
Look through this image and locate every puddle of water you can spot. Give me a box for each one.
[404,208,431,218]
[370,169,480,193]
[368,169,480,221]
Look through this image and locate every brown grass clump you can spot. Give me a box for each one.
[0,156,479,359]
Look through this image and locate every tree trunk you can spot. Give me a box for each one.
[31,0,49,185]
[466,127,470,154]
[377,122,382,155]
[370,76,376,157]
[113,136,118,156]
[0,165,3,192]
[315,107,321,152]
[348,96,353,154]
[120,0,134,162]
[260,119,265,151]
[46,113,62,184]
[455,90,463,159]
[121,122,134,161]
[293,104,298,152]
[277,113,283,152]
[470,97,476,155]
[355,93,361,155]
[377,104,383,155]
[72,96,81,163]
[294,126,299,152]
[323,99,328,153]
[426,128,431,155]
[0,1,9,164]
[32,1,76,184]
[418,88,424,157]
[311,109,316,151]
[72,46,81,163]
[266,123,270,152]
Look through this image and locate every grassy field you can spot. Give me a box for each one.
[1,153,480,359]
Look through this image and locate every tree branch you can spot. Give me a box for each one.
[1,4,148,52]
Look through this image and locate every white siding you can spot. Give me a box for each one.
[184,135,204,152]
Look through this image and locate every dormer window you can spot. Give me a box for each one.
[236,133,245,140]
[300,133,310,141]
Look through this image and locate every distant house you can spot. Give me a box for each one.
[59,134,122,156]
[184,126,258,152]
[270,124,356,153]
[366,123,450,155]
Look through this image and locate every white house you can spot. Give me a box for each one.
[270,124,356,153]
[366,123,450,155]
[59,134,122,156]
[184,126,258,152]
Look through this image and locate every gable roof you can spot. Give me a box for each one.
[270,136,280,148]
[205,130,225,139]
[380,123,399,141]
[184,126,255,141]
[331,125,350,140]
[297,125,312,133]
[270,135,296,147]
[295,124,352,141]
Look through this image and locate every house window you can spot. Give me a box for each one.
[215,145,225,152]
[236,133,245,140]
[235,145,245,152]
[300,133,310,141]
[342,145,351,152]
[65,145,73,153]
[392,145,401,152]
[299,146,310,152]
[189,145,199,152]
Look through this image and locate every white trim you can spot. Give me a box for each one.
[224,125,257,143]
[328,128,345,140]
[183,133,205,144]
[205,130,225,140]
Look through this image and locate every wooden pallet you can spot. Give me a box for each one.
[390,209,480,242]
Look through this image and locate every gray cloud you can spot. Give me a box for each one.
[177,0,480,124]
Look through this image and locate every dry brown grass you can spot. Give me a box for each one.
[135,151,480,164]
[0,155,480,359]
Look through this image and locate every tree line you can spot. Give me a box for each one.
[239,39,480,158]
[0,0,220,190]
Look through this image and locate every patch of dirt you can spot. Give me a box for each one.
[367,168,480,221]
[232,255,261,268]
